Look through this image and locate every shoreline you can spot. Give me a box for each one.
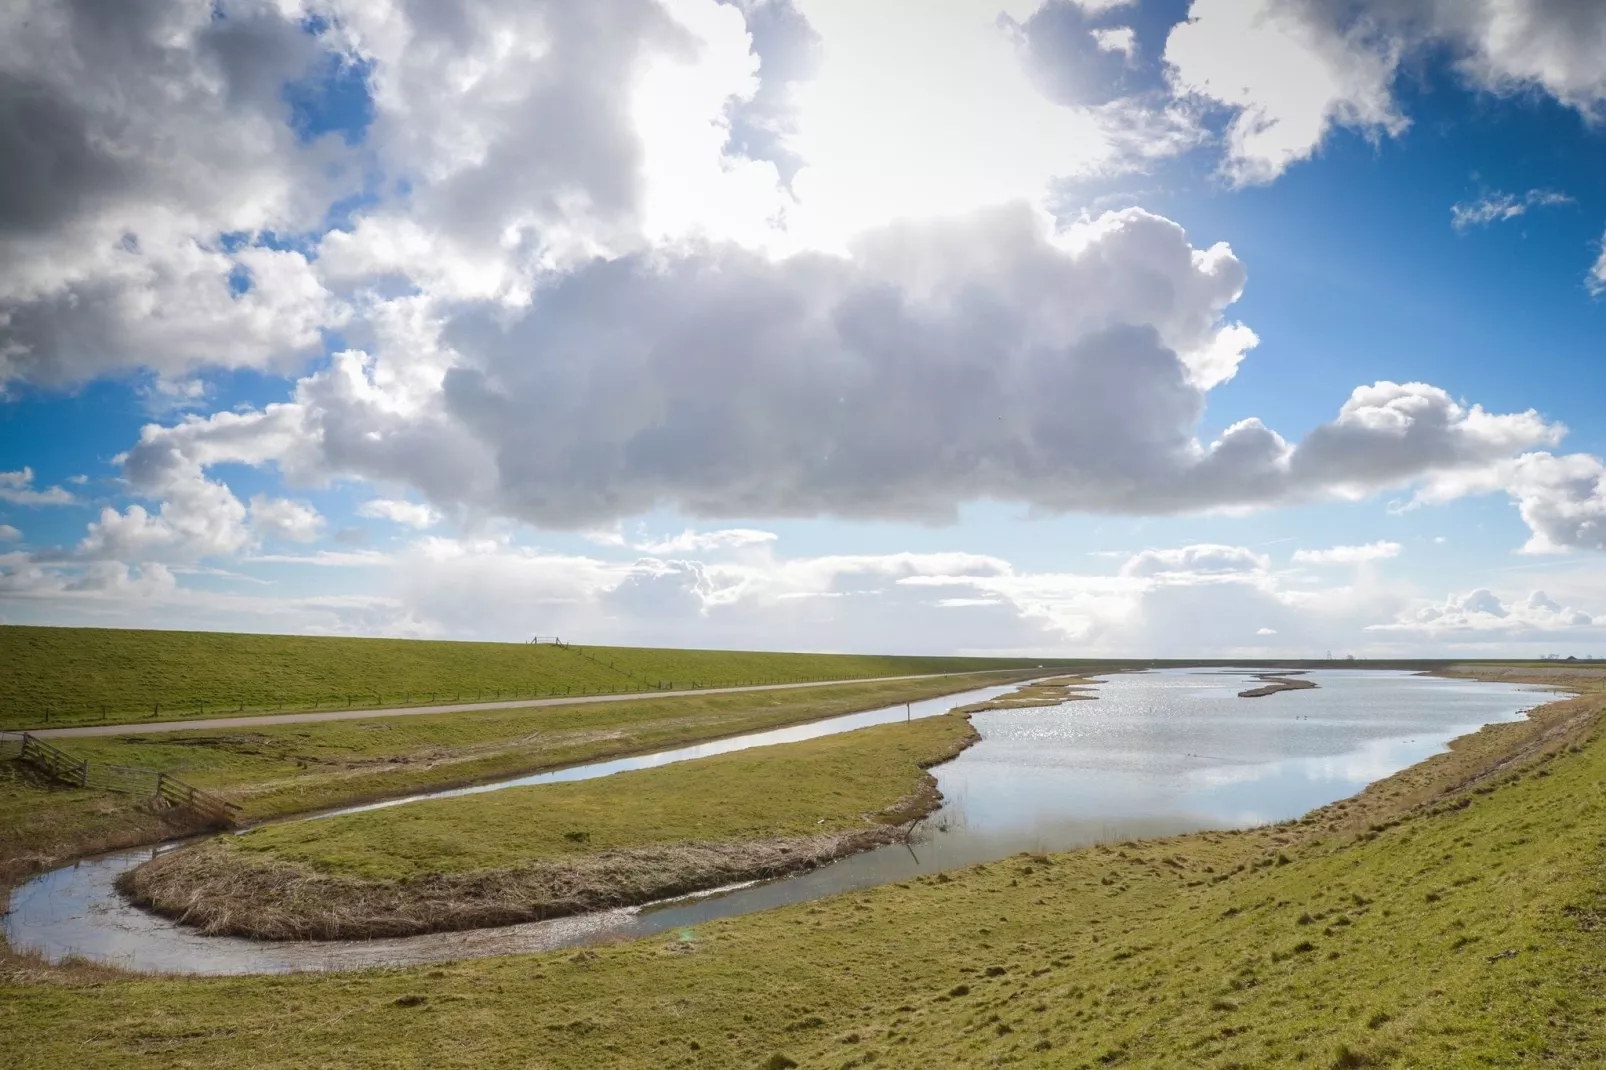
[6,666,1593,975]
[116,676,1108,941]
[115,718,985,942]
[0,671,1039,884]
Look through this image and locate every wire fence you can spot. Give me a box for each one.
[4,730,239,824]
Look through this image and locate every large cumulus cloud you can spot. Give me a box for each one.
[4,0,1605,614]
[0,0,362,384]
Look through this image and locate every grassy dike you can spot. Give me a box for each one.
[0,625,1069,729]
[119,712,980,939]
[5,680,1604,1067]
[0,673,1032,879]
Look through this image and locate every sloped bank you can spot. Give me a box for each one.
[116,701,1011,941]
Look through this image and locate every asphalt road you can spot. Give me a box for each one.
[13,670,1022,739]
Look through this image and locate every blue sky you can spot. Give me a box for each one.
[2,0,1604,657]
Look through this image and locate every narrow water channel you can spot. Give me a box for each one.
[1,670,1551,975]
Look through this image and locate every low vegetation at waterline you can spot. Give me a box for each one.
[0,674,1028,877]
[1238,673,1319,698]
[119,713,980,939]
[0,625,1072,729]
[5,685,1604,1067]
[954,675,1096,711]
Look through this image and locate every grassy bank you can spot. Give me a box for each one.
[3,687,1603,1065]
[120,712,980,939]
[0,673,1029,877]
[0,761,218,881]
[0,626,1071,729]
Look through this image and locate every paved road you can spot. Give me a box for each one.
[14,670,1023,740]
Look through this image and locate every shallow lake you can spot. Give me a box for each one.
[1,668,1552,974]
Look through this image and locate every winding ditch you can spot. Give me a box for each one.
[2,670,1550,975]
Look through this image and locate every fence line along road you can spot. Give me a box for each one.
[22,669,1043,740]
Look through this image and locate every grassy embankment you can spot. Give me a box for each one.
[120,712,982,939]
[2,674,1603,1067]
[0,625,1073,729]
[0,673,1034,879]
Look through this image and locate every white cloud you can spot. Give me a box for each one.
[633,528,778,554]
[1166,0,1606,183]
[0,524,20,541]
[0,467,74,506]
[1164,0,1407,184]
[1292,541,1402,565]
[357,498,440,529]
[1376,586,1598,638]
[1120,544,1269,579]
[1415,451,1606,553]
[1590,230,1606,297]
[1451,188,1573,230]
[1090,26,1137,59]
[6,0,1606,635]
[5,529,1593,657]
[0,0,354,385]
[780,0,1174,251]
[246,550,395,567]
[248,495,324,544]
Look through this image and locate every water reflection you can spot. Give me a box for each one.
[1,668,1552,975]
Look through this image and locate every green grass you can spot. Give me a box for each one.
[228,712,976,880]
[0,761,216,880]
[0,625,1072,729]
[5,696,1603,1067]
[0,674,1024,874]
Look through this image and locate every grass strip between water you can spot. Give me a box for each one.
[0,673,1034,879]
[118,712,982,939]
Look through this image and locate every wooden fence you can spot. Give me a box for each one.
[5,731,239,825]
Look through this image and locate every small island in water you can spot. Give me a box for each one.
[1238,671,1319,698]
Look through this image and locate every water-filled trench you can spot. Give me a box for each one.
[1,669,1550,975]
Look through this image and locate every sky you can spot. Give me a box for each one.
[1,0,1605,658]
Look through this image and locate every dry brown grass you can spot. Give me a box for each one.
[0,761,223,883]
[118,825,918,940]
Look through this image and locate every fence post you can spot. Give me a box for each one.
[80,757,90,787]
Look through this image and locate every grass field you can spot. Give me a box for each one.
[4,685,1603,1066]
[0,673,1028,876]
[120,712,980,938]
[233,713,976,878]
[0,626,1072,729]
